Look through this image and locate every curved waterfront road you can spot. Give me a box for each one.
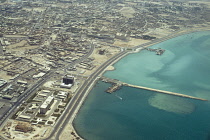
[46,28,210,140]
[0,44,94,135]
[48,31,187,140]
[44,50,129,140]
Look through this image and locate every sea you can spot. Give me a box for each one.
[73,31,210,140]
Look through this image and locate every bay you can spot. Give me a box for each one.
[74,31,210,140]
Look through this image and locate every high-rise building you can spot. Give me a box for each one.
[63,75,74,85]
[60,75,74,89]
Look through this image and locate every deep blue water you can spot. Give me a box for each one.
[74,31,210,140]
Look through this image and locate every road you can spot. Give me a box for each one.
[49,29,203,140]
[44,49,129,140]
[0,43,94,129]
[0,28,203,138]
[0,71,53,128]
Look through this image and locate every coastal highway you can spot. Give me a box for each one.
[47,31,186,140]
[133,28,207,50]
[47,28,210,140]
[44,50,129,140]
[0,43,94,130]
[1,28,201,138]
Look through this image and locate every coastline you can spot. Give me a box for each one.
[63,27,210,140]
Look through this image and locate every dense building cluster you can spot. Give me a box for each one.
[0,0,210,139]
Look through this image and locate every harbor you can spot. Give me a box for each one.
[100,77,122,93]
[145,48,165,55]
[74,31,210,140]
[101,77,207,101]
[106,83,122,94]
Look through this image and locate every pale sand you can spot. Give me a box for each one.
[113,38,150,48]
[106,65,115,71]
[4,35,27,38]
[119,7,136,18]
[0,70,12,81]
[43,81,55,88]
[6,40,39,57]
[82,45,120,76]
[149,94,195,114]
[59,125,81,140]
[0,120,52,140]
[145,28,174,38]
[26,55,48,66]
[6,40,28,49]
[52,27,210,140]
[188,1,210,8]
[32,7,46,12]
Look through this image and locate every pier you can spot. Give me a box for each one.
[106,83,122,93]
[100,77,207,101]
[124,84,207,101]
[146,48,165,55]
[100,77,122,93]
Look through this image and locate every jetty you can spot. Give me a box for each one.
[106,83,122,94]
[100,77,123,93]
[124,84,207,101]
[100,77,207,101]
[100,76,120,84]
[146,48,165,55]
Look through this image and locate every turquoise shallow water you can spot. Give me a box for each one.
[104,31,210,99]
[74,31,210,140]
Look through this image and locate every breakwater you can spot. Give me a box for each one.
[145,48,165,55]
[106,83,122,93]
[100,77,122,93]
[100,77,207,101]
[124,84,207,101]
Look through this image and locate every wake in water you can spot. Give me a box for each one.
[115,94,123,100]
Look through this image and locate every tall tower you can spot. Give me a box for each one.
[63,75,74,85]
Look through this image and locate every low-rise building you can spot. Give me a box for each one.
[2,95,13,100]
[40,96,54,114]
[17,80,27,85]
[0,79,7,88]
[57,91,69,100]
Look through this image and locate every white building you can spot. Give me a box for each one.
[57,91,69,100]
[0,79,7,88]
[40,96,54,114]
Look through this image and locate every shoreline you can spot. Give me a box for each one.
[67,27,210,140]
[100,27,210,75]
